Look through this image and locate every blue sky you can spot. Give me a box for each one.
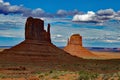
[4,0,120,12]
[0,0,120,48]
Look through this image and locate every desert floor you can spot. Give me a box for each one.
[0,49,120,80]
[92,51,120,59]
[0,49,5,52]
[1,48,120,59]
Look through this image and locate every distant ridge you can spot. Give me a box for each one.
[0,46,120,52]
[0,46,12,48]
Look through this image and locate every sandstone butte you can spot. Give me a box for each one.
[0,17,81,63]
[64,34,97,59]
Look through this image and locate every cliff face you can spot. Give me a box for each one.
[25,17,51,43]
[64,34,97,59]
[0,17,81,63]
[67,34,82,46]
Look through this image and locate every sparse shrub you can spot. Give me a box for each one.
[49,70,53,74]
[102,74,110,80]
[117,72,120,80]
[29,77,39,80]
[74,64,80,66]
[78,71,98,80]
[38,74,44,78]
[35,71,42,75]
[101,67,108,71]
[0,74,5,79]
[52,75,59,79]
[117,72,120,76]
[19,66,26,70]
[62,64,66,67]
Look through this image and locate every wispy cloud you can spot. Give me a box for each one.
[1,0,120,23]
[0,14,26,30]
[0,13,120,47]
[0,0,120,47]
[0,0,81,18]
[0,0,28,15]
[56,9,81,17]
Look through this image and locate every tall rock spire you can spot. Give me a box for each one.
[47,23,51,43]
[47,23,50,34]
[67,38,70,45]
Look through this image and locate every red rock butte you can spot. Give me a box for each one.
[64,34,97,58]
[0,17,81,63]
[25,17,51,43]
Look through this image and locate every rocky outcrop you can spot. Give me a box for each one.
[25,17,51,42]
[0,17,81,63]
[64,34,97,58]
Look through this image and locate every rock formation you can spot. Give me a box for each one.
[64,34,97,58]
[0,17,81,63]
[25,17,51,42]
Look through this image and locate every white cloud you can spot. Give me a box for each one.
[57,10,67,15]
[72,9,120,23]
[0,1,81,18]
[0,0,3,3]
[32,8,44,14]
[2,0,120,22]
[0,0,45,17]
[0,14,26,25]
[96,9,116,21]
[103,40,118,43]
[114,11,120,20]
[97,9,115,16]
[72,11,96,22]
[0,0,27,15]
[0,14,119,47]
[0,0,10,6]
[56,9,80,17]
[30,8,45,17]
[0,14,26,38]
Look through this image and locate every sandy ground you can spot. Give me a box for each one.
[0,49,5,52]
[0,49,120,80]
[92,51,120,59]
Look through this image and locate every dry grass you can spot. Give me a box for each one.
[0,70,120,80]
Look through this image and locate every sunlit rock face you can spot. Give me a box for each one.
[64,34,97,59]
[68,34,82,46]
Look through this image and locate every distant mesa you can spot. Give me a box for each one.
[64,34,97,58]
[0,17,81,63]
[67,34,82,46]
